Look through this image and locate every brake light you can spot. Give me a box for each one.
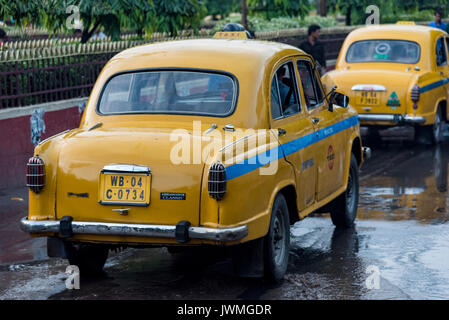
[411,85,420,109]
[208,162,226,200]
[27,156,45,193]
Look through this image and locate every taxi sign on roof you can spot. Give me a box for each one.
[213,31,248,40]
[396,21,415,25]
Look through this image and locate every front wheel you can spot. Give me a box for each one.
[264,193,290,283]
[329,154,359,228]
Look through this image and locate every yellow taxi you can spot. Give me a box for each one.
[21,35,368,282]
[322,24,449,144]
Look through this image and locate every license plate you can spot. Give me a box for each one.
[99,173,151,206]
[356,91,380,106]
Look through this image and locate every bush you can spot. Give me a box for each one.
[211,14,339,33]
[381,10,435,24]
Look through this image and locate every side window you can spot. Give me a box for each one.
[271,76,282,119]
[436,37,447,66]
[312,69,324,103]
[270,61,301,119]
[297,60,324,109]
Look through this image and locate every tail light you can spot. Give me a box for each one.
[27,156,45,193]
[208,162,226,200]
[411,85,420,107]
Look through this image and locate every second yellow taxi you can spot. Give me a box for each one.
[322,24,449,144]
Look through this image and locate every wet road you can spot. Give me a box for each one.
[1,127,449,300]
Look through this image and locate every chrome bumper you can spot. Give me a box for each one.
[358,114,426,124]
[20,217,248,243]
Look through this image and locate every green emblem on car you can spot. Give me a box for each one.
[387,91,401,107]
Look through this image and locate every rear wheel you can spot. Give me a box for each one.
[329,154,359,228]
[264,193,290,283]
[415,107,444,145]
[66,243,109,276]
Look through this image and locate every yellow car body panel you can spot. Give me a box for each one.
[322,25,449,127]
[26,39,363,246]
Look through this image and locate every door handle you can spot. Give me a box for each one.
[312,118,320,124]
[278,128,287,136]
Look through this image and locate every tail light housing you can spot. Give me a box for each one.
[208,162,226,200]
[411,85,420,109]
[27,156,45,193]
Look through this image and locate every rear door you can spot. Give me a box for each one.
[270,59,317,210]
[296,58,347,202]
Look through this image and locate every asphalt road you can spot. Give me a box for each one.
[1,127,449,300]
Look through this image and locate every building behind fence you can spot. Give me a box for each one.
[0,26,356,110]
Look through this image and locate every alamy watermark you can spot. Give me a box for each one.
[65,265,80,290]
[66,5,82,30]
[169,121,279,176]
[366,5,380,25]
[365,265,381,290]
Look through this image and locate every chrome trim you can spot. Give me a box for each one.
[20,217,248,242]
[219,134,255,152]
[102,164,150,174]
[403,115,426,124]
[358,114,426,124]
[351,84,387,92]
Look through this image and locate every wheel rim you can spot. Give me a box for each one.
[346,168,356,213]
[434,111,442,141]
[272,209,286,266]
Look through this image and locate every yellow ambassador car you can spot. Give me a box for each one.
[322,24,449,144]
[21,36,368,281]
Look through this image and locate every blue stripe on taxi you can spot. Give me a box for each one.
[226,115,359,180]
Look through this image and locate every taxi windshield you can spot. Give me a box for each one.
[98,70,236,116]
[346,40,421,64]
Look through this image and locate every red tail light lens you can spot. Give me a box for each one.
[27,156,45,193]
[411,85,420,103]
[208,162,226,200]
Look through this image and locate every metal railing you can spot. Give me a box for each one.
[0,28,352,109]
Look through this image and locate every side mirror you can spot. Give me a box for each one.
[330,91,349,108]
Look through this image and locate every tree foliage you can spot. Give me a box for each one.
[247,0,310,20]
[327,0,449,25]
[204,0,241,20]
[0,0,206,42]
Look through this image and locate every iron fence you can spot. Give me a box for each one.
[0,28,354,109]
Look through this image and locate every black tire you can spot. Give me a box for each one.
[264,193,290,283]
[415,107,444,145]
[329,154,359,228]
[66,243,109,276]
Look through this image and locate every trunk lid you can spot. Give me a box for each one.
[327,67,417,114]
[55,123,210,226]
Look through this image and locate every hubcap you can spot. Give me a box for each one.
[272,210,286,266]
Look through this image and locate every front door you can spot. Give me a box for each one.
[296,58,346,202]
[270,59,317,211]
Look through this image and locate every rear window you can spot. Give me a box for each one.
[98,70,237,116]
[346,40,420,64]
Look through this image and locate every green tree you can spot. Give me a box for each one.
[248,0,310,20]
[0,0,206,42]
[152,0,206,36]
[205,0,240,20]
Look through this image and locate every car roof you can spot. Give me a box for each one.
[347,24,446,42]
[109,39,307,72]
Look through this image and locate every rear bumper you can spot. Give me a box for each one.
[20,217,248,243]
[358,114,426,124]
